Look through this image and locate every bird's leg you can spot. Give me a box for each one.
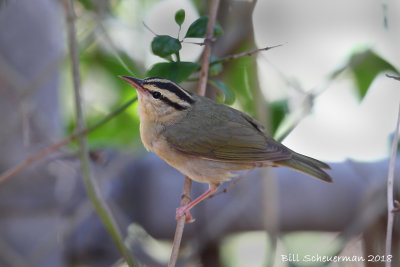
[176,183,220,223]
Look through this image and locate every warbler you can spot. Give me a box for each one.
[120,76,332,222]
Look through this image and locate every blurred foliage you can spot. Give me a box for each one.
[77,0,95,11]
[333,49,399,100]
[270,99,289,134]
[223,42,258,116]
[65,48,142,147]
[209,80,236,105]
[350,50,398,99]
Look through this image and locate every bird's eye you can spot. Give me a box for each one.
[152,91,162,99]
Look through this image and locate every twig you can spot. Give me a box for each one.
[168,1,220,266]
[64,1,137,266]
[210,44,284,66]
[168,178,192,267]
[0,97,137,184]
[385,103,400,267]
[386,74,400,81]
[142,21,158,36]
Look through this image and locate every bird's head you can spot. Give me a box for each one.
[120,76,194,124]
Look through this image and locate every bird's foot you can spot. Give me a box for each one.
[176,206,195,223]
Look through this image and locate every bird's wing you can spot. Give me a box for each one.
[164,99,291,163]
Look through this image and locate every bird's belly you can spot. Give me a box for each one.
[149,139,253,183]
[164,153,251,183]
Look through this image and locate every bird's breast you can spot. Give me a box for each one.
[139,121,165,152]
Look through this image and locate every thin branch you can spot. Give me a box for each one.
[142,21,158,36]
[168,178,192,267]
[210,44,284,66]
[385,103,400,267]
[64,1,137,266]
[168,1,220,266]
[0,97,137,184]
[386,74,400,81]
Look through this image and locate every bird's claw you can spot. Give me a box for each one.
[176,206,195,223]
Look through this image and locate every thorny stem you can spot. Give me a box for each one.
[168,0,221,266]
[210,44,283,66]
[64,0,137,266]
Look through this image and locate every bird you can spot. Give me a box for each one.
[120,76,332,223]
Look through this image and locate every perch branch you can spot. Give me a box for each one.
[168,0,221,266]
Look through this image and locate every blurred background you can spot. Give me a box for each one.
[0,0,399,266]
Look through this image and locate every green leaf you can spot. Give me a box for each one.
[211,80,235,105]
[223,42,258,116]
[78,0,95,10]
[147,61,200,83]
[349,49,398,100]
[184,16,223,38]
[210,57,223,76]
[269,99,289,135]
[151,35,182,58]
[175,9,185,26]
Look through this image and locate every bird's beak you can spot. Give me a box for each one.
[119,75,146,93]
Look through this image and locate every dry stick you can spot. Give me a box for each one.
[385,104,400,267]
[0,97,137,184]
[210,44,284,66]
[66,1,137,266]
[168,1,221,266]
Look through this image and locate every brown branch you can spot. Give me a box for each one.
[168,0,221,266]
[0,97,137,184]
[168,178,192,267]
[197,0,220,96]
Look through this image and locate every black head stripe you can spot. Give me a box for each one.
[145,78,194,104]
[160,96,187,110]
[148,90,188,111]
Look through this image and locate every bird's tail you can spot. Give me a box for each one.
[277,151,332,182]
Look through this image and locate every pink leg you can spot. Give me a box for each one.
[176,183,220,223]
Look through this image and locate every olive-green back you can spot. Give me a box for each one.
[164,95,291,163]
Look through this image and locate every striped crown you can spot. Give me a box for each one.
[142,77,195,110]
